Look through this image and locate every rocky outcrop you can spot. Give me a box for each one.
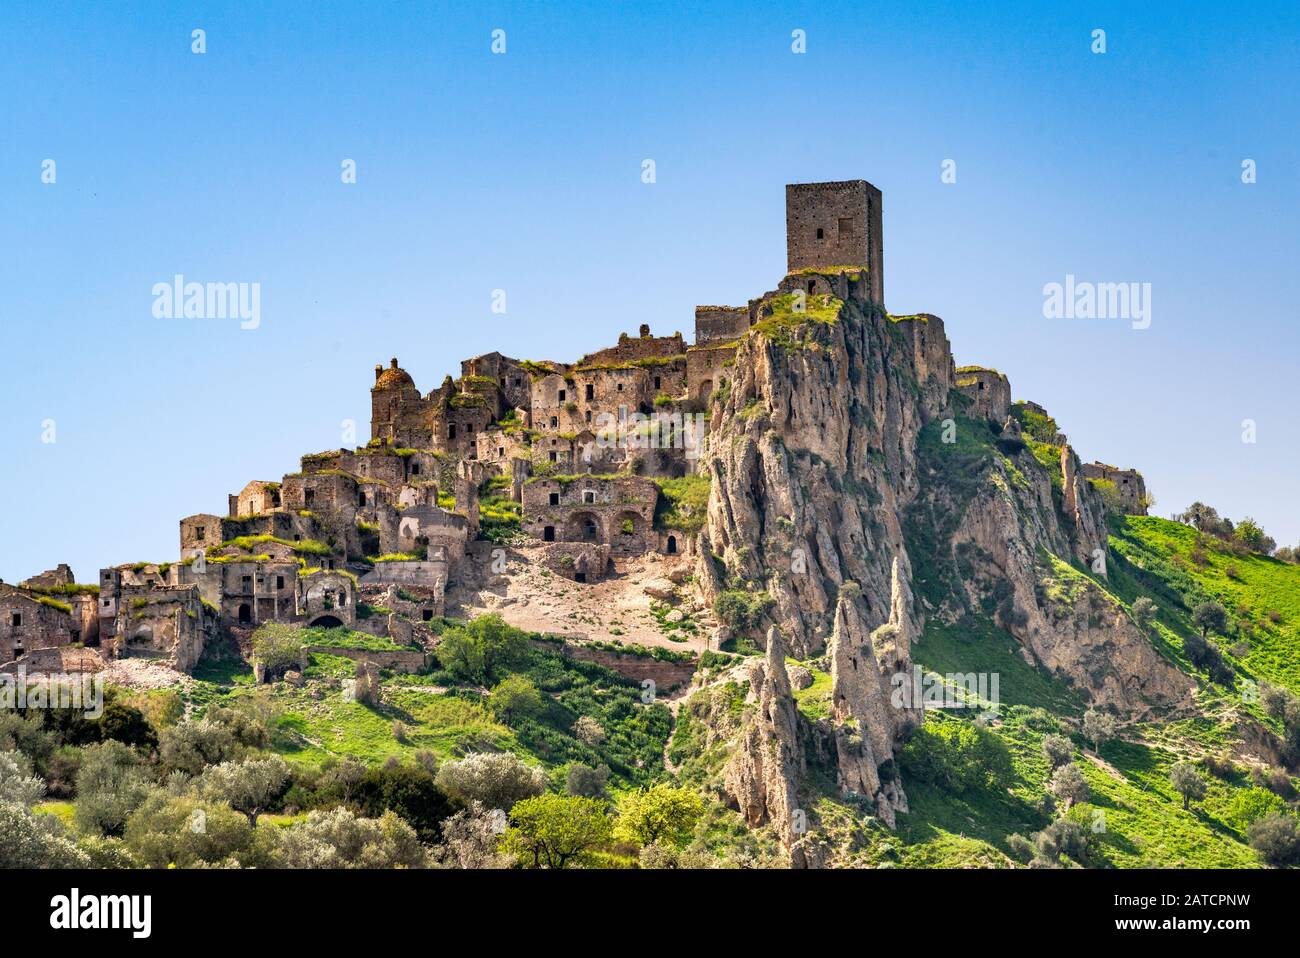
[826,588,919,827]
[700,297,954,658]
[724,628,805,847]
[697,278,1188,719]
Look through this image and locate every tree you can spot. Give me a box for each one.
[1131,597,1157,632]
[572,715,606,746]
[565,763,610,799]
[354,762,454,843]
[279,806,427,869]
[487,675,547,726]
[198,755,291,826]
[615,783,705,848]
[74,740,152,837]
[1081,710,1116,751]
[1169,762,1207,810]
[0,801,89,869]
[1192,601,1228,639]
[434,614,531,685]
[123,792,277,869]
[1234,517,1275,555]
[159,718,239,776]
[430,801,511,869]
[501,793,613,868]
[435,752,545,811]
[252,622,305,679]
[1040,734,1074,769]
[1247,812,1300,867]
[0,751,45,808]
[1048,763,1089,808]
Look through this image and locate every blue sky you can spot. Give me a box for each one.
[1,0,1297,583]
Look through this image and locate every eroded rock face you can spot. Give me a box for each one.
[696,279,1187,719]
[827,590,920,827]
[701,299,953,659]
[724,628,804,846]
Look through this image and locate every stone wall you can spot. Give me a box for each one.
[694,306,750,345]
[955,366,1011,424]
[536,640,697,693]
[0,585,73,663]
[521,475,659,553]
[302,644,429,674]
[1081,462,1149,515]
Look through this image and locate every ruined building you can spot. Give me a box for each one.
[6,177,1149,678]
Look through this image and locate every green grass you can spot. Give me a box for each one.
[651,475,710,534]
[750,293,843,351]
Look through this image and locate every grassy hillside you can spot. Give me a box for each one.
[867,514,1300,868]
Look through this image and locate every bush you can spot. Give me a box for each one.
[487,675,547,726]
[501,793,614,868]
[1247,812,1300,867]
[435,614,532,685]
[1228,787,1287,832]
[1040,734,1074,769]
[899,721,1013,794]
[434,752,545,811]
[712,589,775,633]
[251,622,305,679]
[354,762,454,844]
[73,741,152,837]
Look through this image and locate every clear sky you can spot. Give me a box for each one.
[1,1,1297,584]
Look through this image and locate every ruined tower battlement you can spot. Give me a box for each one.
[785,179,884,303]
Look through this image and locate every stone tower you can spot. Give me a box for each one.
[785,180,884,303]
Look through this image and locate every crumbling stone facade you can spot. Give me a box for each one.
[955,366,1011,424]
[1082,462,1149,515]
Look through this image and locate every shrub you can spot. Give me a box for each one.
[899,721,1013,794]
[434,752,545,811]
[501,793,614,869]
[435,614,531,685]
[1247,812,1300,867]
[713,589,775,633]
[252,622,305,679]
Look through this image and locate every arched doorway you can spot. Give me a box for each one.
[666,535,677,554]
[309,614,344,629]
[237,603,252,624]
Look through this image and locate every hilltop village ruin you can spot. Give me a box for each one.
[1,179,1150,676]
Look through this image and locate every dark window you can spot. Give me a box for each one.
[422,609,433,621]
[411,464,420,476]
[498,447,505,456]
[276,576,285,590]
[514,378,521,386]
[543,526,555,542]
[816,227,824,239]
[10,613,20,628]
[559,389,566,402]
[550,417,558,428]
[585,384,594,400]
[238,604,252,624]
[549,452,557,462]
[448,423,457,439]
[549,493,560,505]
[807,280,815,293]
[585,411,592,424]
[654,376,661,390]
[617,383,623,392]
[196,526,206,540]
[574,572,587,584]
[667,535,677,554]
